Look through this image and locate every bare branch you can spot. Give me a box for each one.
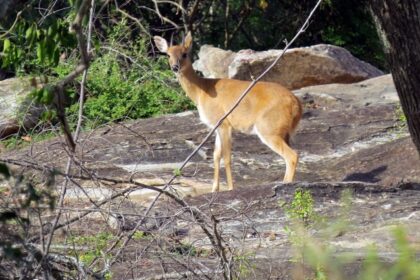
[152,0,181,29]
[115,3,150,36]
[0,5,28,39]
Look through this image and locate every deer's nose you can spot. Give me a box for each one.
[171,64,180,72]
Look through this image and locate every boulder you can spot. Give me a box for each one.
[0,77,44,139]
[193,44,384,89]
[192,45,236,78]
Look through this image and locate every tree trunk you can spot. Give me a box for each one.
[369,1,420,155]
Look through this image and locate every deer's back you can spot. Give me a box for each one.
[197,78,302,133]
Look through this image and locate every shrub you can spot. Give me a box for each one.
[63,41,193,130]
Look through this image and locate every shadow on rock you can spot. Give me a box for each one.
[343,165,388,183]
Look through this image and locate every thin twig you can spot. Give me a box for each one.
[115,4,150,36]
[152,0,181,29]
[37,0,95,275]
[0,10,24,39]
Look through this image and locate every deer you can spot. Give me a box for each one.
[154,32,302,192]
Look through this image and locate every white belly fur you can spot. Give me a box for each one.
[198,109,214,128]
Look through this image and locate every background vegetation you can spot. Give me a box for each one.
[0,0,384,135]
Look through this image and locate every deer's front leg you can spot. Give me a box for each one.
[212,131,222,192]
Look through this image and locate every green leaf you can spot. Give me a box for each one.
[53,47,60,66]
[16,48,23,60]
[25,26,34,40]
[36,42,46,64]
[45,38,54,62]
[47,26,54,37]
[36,29,42,39]
[3,39,11,52]
[41,87,54,104]
[173,168,182,177]
[0,163,11,179]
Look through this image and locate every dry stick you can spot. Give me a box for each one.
[0,8,25,39]
[38,0,95,274]
[115,5,150,36]
[152,0,181,29]
[75,0,95,141]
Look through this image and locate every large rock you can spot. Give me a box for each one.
[193,45,236,78]
[0,77,44,139]
[193,44,384,89]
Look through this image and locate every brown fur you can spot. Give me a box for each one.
[154,32,302,192]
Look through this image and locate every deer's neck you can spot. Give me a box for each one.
[178,64,207,105]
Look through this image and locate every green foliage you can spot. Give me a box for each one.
[132,230,145,240]
[63,48,192,129]
[281,189,420,280]
[395,104,408,134]
[1,18,76,75]
[318,0,386,69]
[378,227,420,280]
[233,252,256,279]
[1,130,57,151]
[285,188,315,226]
[1,15,193,149]
[170,242,197,256]
[173,168,182,177]
[281,188,319,259]
[30,85,55,105]
[68,232,116,265]
[60,38,193,129]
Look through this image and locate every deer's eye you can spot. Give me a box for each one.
[182,53,188,59]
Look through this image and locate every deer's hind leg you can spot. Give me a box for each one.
[255,127,298,183]
[212,130,222,192]
[221,125,233,190]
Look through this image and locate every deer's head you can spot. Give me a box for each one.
[153,32,193,74]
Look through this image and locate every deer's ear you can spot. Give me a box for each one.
[153,36,168,53]
[183,31,193,52]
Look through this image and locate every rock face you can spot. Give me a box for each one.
[0,77,44,139]
[174,181,420,279]
[2,74,420,279]
[3,74,419,196]
[193,44,384,89]
[192,45,236,78]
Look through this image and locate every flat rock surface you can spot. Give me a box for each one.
[2,74,419,198]
[1,74,419,279]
